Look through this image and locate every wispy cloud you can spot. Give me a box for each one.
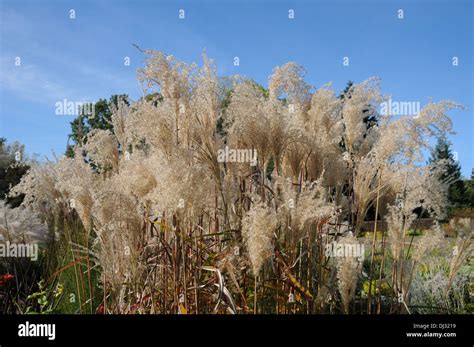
[0,7,139,105]
[0,56,139,105]
[0,58,87,104]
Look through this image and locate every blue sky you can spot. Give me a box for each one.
[0,0,473,176]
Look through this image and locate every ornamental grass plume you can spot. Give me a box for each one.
[9,49,462,314]
[446,235,472,295]
[336,234,363,314]
[242,198,277,276]
[0,201,50,244]
[410,245,471,314]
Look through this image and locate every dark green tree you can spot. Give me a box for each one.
[66,95,129,157]
[429,136,468,209]
[464,169,474,208]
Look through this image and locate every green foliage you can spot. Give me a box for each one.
[0,250,48,314]
[464,169,474,207]
[429,136,469,210]
[144,92,163,106]
[252,81,269,99]
[406,229,423,237]
[66,95,129,157]
[217,89,233,138]
[361,279,391,297]
[23,280,64,314]
[50,217,102,314]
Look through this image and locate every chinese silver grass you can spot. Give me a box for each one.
[83,129,119,174]
[9,49,462,314]
[410,250,471,313]
[9,159,64,214]
[54,152,96,232]
[446,235,472,295]
[0,200,50,244]
[336,234,363,313]
[386,203,416,267]
[341,78,383,158]
[268,62,311,106]
[242,198,277,276]
[275,175,335,233]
